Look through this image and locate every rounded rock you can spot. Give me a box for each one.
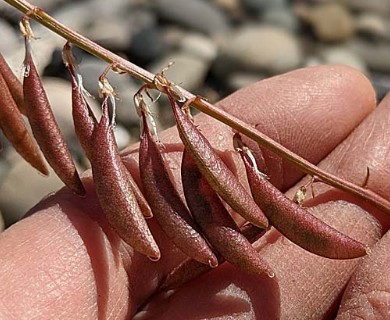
[295,3,355,42]
[220,25,302,74]
[180,33,218,62]
[153,0,230,35]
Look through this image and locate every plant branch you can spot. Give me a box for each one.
[3,0,390,215]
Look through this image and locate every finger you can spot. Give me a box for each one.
[337,230,390,319]
[0,65,375,319]
[304,93,390,318]
[267,92,390,318]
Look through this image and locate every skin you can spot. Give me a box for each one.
[0,65,389,319]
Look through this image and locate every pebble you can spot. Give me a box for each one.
[319,46,367,73]
[148,52,210,92]
[129,26,168,65]
[241,0,287,13]
[218,25,302,74]
[295,2,355,42]
[0,19,21,56]
[261,7,300,31]
[179,33,218,62]
[370,72,390,100]
[348,40,390,73]
[355,13,388,40]
[342,0,390,15]
[0,150,65,227]
[153,0,230,35]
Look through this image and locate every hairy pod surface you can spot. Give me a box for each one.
[168,93,268,229]
[238,137,368,259]
[23,46,85,195]
[139,113,217,266]
[91,103,160,260]
[182,150,274,278]
[0,52,26,114]
[0,71,48,175]
[69,70,97,160]
[160,223,266,291]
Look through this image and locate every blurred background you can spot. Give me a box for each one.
[0,0,390,229]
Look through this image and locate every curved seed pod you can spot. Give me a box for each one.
[91,102,160,260]
[160,224,266,291]
[0,72,48,175]
[236,134,368,259]
[139,112,217,266]
[67,61,97,159]
[22,41,85,195]
[126,173,154,219]
[0,52,26,114]
[168,93,268,229]
[63,44,153,218]
[182,150,274,278]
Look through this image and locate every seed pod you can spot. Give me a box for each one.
[63,42,97,159]
[139,112,217,266]
[91,101,160,260]
[168,93,268,229]
[160,224,266,291]
[0,71,48,175]
[22,40,85,195]
[182,150,274,278]
[236,134,368,259]
[0,52,26,114]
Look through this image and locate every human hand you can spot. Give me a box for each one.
[0,65,388,319]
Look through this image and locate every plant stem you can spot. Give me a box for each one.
[3,0,390,215]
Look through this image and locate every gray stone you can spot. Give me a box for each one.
[0,150,65,226]
[348,40,390,73]
[129,26,167,64]
[342,0,390,15]
[153,0,230,35]
[240,0,287,13]
[320,46,367,73]
[148,52,210,92]
[219,25,302,74]
[0,18,21,55]
[370,72,390,100]
[262,7,300,31]
[179,33,218,62]
[355,13,389,40]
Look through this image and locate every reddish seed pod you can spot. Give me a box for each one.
[67,65,97,159]
[168,93,268,229]
[0,52,26,114]
[63,44,153,218]
[0,72,48,175]
[91,102,160,260]
[139,112,217,266]
[182,150,274,278]
[160,224,266,291]
[236,134,368,259]
[23,42,85,195]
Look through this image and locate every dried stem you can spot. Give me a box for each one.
[3,0,390,215]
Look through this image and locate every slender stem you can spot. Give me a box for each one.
[3,0,390,215]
